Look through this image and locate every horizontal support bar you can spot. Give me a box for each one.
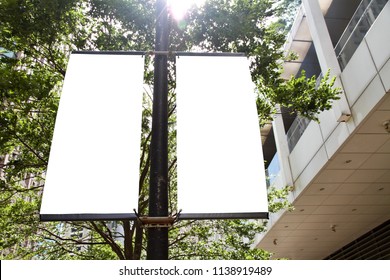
[72,50,246,57]
[178,212,269,220]
[40,212,268,221]
[40,213,138,222]
[72,51,145,56]
[175,52,246,57]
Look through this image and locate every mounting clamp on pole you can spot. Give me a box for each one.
[134,209,181,228]
[145,50,175,57]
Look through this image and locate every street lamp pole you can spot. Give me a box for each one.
[147,0,170,260]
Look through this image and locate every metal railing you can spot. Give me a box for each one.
[286,116,311,152]
[335,0,388,70]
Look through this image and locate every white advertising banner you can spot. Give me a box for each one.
[176,55,268,219]
[40,53,144,221]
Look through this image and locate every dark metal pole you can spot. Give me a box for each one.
[147,0,169,260]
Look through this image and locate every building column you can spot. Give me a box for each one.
[302,0,351,120]
[272,105,294,187]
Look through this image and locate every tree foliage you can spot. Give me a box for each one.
[1,0,340,260]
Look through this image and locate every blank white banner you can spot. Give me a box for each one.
[176,55,268,219]
[40,53,144,221]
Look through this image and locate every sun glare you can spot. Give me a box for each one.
[168,0,206,20]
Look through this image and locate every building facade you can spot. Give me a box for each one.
[256,0,390,259]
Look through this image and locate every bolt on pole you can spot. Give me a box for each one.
[147,0,170,260]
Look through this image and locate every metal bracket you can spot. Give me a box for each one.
[337,113,351,122]
[133,209,181,228]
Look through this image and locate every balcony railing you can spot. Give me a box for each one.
[335,0,388,71]
[286,116,311,152]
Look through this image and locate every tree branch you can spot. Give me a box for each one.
[12,132,48,165]
[133,221,144,260]
[90,221,125,260]
[123,220,134,260]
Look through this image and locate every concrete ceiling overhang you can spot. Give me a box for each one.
[282,10,314,80]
